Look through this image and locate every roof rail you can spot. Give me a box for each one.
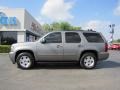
[87,29,96,32]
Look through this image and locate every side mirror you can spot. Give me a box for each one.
[41,38,46,44]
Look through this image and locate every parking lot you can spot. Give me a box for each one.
[0,51,120,90]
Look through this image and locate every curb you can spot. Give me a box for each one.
[0,53,9,55]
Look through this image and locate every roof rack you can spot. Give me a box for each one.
[53,30,96,32]
[87,29,96,32]
[62,30,84,32]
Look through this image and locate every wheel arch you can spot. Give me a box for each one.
[15,50,35,62]
[80,50,98,61]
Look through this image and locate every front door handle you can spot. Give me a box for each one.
[57,45,63,48]
[78,45,81,47]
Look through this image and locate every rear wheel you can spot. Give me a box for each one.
[80,53,97,69]
[16,52,34,69]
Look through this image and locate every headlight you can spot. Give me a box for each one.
[11,46,15,52]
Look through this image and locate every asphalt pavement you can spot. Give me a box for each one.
[0,50,120,90]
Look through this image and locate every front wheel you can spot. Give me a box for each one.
[16,52,34,69]
[80,53,97,69]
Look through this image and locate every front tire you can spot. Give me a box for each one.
[80,53,97,69]
[16,52,34,69]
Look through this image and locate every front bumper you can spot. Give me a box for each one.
[9,52,16,64]
[98,52,109,61]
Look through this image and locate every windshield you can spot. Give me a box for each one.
[35,33,47,42]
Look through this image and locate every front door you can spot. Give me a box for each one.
[36,32,63,61]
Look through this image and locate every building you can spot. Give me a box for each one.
[0,8,44,45]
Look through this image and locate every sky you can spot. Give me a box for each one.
[0,0,120,41]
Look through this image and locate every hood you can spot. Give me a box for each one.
[12,42,36,47]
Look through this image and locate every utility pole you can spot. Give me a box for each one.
[109,24,115,43]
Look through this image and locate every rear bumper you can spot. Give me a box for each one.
[98,52,109,61]
[9,52,16,64]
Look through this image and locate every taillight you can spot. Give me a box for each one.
[105,43,108,52]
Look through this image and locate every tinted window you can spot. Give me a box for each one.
[65,32,81,43]
[83,33,104,43]
[0,31,17,45]
[45,32,62,43]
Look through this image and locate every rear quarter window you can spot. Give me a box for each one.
[83,33,104,43]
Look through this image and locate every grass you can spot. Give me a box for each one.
[0,45,11,53]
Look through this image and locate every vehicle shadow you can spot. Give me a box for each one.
[33,62,81,70]
[96,60,120,69]
[32,60,120,70]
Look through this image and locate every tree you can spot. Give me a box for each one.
[69,26,81,30]
[42,21,81,31]
[51,22,61,31]
[117,39,120,43]
[42,24,51,31]
[60,22,72,30]
[112,39,120,43]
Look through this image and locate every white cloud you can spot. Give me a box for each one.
[114,24,120,39]
[82,20,112,41]
[82,20,111,31]
[114,0,120,16]
[82,20,120,41]
[114,6,120,16]
[41,0,74,21]
[0,6,8,10]
[36,16,45,25]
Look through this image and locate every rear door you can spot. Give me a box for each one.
[63,32,81,61]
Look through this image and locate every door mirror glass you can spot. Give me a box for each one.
[41,38,46,44]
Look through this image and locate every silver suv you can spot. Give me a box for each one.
[9,30,109,69]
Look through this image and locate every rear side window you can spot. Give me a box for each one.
[65,32,81,43]
[83,33,104,43]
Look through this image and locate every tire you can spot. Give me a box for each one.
[80,53,97,69]
[16,52,34,69]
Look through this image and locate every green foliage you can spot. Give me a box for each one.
[60,22,71,30]
[112,39,120,43]
[42,21,81,31]
[0,45,11,53]
[42,24,51,31]
[117,39,120,42]
[51,22,61,31]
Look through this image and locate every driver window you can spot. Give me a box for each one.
[45,32,62,43]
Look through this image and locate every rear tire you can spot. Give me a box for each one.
[80,53,97,69]
[16,52,34,69]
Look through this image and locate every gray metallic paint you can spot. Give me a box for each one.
[9,31,109,63]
